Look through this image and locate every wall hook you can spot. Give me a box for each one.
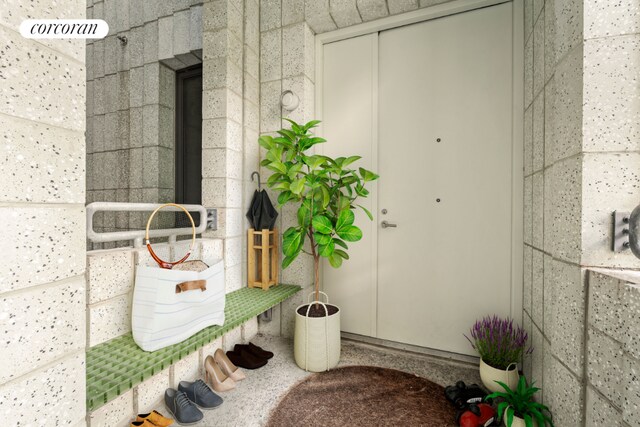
[117,35,128,46]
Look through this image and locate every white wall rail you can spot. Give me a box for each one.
[86,202,212,247]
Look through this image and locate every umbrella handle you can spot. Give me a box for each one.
[251,171,261,190]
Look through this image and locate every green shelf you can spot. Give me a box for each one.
[86,284,301,412]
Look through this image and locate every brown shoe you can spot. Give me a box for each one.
[226,347,268,370]
[204,354,236,392]
[214,348,246,382]
[135,409,174,426]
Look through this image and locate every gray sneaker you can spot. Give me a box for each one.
[164,388,204,425]
[178,379,224,410]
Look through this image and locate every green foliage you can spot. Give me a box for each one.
[260,119,379,290]
[486,376,554,427]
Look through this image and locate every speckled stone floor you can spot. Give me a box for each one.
[161,334,481,427]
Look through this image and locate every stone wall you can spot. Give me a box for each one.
[522,0,640,425]
[0,0,87,424]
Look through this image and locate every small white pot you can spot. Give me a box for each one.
[479,358,519,393]
[294,292,341,372]
[503,412,526,427]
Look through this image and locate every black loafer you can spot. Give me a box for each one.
[227,347,268,369]
[234,342,274,360]
[178,379,223,410]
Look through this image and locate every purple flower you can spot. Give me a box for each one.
[464,315,532,370]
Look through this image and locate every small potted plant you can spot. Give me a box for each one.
[465,315,531,392]
[259,118,379,372]
[486,376,554,427]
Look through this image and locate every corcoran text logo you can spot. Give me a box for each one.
[19,19,109,39]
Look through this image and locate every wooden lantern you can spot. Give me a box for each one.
[247,228,279,290]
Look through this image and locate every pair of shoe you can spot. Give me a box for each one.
[226,342,273,370]
[164,379,223,425]
[131,410,174,426]
[204,348,246,392]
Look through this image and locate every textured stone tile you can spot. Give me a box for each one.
[586,386,624,426]
[201,238,224,262]
[533,0,544,21]
[129,0,144,26]
[282,75,314,125]
[242,317,259,342]
[0,353,86,425]
[532,249,544,329]
[223,326,242,351]
[547,260,585,374]
[581,153,640,268]
[524,0,533,43]
[524,105,533,176]
[622,353,640,422]
[87,249,134,304]
[388,0,418,15]
[418,0,454,6]
[283,23,314,79]
[523,245,533,316]
[260,28,282,82]
[585,0,640,39]
[136,368,170,414]
[524,175,533,245]
[0,278,85,384]
[544,0,582,83]
[207,207,243,239]
[190,5,203,51]
[143,21,158,64]
[588,270,625,341]
[588,327,624,404]
[0,26,85,132]
[158,16,174,60]
[532,92,544,173]
[542,354,584,425]
[1,206,85,293]
[203,118,242,151]
[522,312,533,379]
[88,390,134,427]
[583,35,640,153]
[174,9,190,56]
[330,0,362,28]
[543,155,581,263]
[89,293,132,346]
[305,0,337,34]
[524,36,533,109]
[282,0,304,25]
[224,236,243,268]
[357,0,388,22]
[0,116,85,204]
[532,172,543,250]
[261,0,281,31]
[531,324,544,397]
[623,283,640,361]
[260,80,283,133]
[225,263,242,292]
[104,35,118,76]
[172,351,201,387]
[533,9,545,97]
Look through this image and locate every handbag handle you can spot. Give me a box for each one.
[175,280,207,294]
[145,203,196,269]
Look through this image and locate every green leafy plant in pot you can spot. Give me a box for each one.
[259,119,379,372]
[486,376,554,427]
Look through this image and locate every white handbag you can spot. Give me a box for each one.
[131,204,226,352]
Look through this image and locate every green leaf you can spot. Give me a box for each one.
[258,135,274,149]
[272,181,291,191]
[277,191,293,205]
[297,205,311,227]
[318,239,335,257]
[333,238,348,250]
[357,204,373,220]
[506,407,514,427]
[290,178,305,195]
[267,161,287,174]
[336,209,355,231]
[321,185,330,208]
[328,253,343,268]
[277,129,296,142]
[282,230,303,257]
[355,184,369,197]
[523,414,532,427]
[267,173,282,186]
[359,167,380,182]
[303,119,321,132]
[314,232,331,245]
[312,215,333,234]
[282,255,296,269]
[341,155,362,168]
[333,249,349,260]
[336,225,362,242]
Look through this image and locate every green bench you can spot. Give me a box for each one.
[86,284,301,411]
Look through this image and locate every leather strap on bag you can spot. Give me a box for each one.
[175,280,207,294]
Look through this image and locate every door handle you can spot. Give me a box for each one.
[381,220,397,229]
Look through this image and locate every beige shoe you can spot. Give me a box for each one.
[204,355,236,392]
[214,348,247,382]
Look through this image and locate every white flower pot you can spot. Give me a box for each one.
[479,358,519,393]
[294,292,341,372]
[503,412,526,427]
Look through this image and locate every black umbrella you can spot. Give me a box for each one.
[246,189,278,230]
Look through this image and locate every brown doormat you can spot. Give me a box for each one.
[265,366,456,427]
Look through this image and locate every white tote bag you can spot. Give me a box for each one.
[132,259,226,352]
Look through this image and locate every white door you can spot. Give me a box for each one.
[321,2,517,356]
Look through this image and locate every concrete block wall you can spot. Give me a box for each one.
[522,0,640,425]
[86,0,204,249]
[0,0,87,424]
[86,239,258,426]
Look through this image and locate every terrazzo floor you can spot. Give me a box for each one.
[158,334,481,427]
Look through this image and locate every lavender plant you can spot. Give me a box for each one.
[465,315,532,370]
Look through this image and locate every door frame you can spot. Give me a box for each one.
[315,0,524,340]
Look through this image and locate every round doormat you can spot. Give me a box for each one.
[265,366,455,427]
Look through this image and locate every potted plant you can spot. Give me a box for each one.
[259,119,378,372]
[465,315,531,393]
[486,376,554,427]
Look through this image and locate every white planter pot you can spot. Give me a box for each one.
[479,358,519,393]
[294,292,341,372]
[503,412,526,427]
